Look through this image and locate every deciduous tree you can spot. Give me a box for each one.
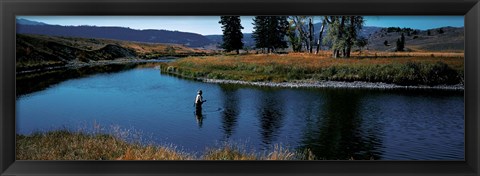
[315,18,326,54]
[290,16,311,52]
[324,16,364,58]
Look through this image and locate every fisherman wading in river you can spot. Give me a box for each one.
[194,90,207,114]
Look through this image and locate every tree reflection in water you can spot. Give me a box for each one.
[219,84,240,139]
[299,89,381,160]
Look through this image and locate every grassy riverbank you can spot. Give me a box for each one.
[161,52,464,86]
[16,131,315,160]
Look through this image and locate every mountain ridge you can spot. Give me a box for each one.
[17,19,464,51]
[17,20,213,47]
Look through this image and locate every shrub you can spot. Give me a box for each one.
[393,62,421,85]
[423,62,459,85]
[391,62,460,86]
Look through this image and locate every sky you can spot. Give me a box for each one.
[17,16,464,35]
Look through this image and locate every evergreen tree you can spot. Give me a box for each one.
[252,16,289,53]
[268,16,289,52]
[252,16,268,53]
[219,16,244,54]
[401,33,405,45]
[396,39,402,51]
[437,28,444,34]
[396,33,405,51]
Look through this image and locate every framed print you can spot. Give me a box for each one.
[1,0,479,175]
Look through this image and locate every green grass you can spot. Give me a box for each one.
[161,53,464,86]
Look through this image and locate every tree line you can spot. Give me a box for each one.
[219,16,366,58]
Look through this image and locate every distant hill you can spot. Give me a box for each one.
[282,24,462,52]
[366,26,464,52]
[17,18,48,26]
[16,34,212,72]
[205,33,255,48]
[358,26,384,38]
[16,20,213,47]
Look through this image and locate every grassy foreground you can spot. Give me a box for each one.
[161,52,464,86]
[16,131,315,160]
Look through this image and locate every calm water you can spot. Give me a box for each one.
[16,64,464,160]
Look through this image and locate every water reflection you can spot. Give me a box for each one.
[256,89,285,148]
[219,84,240,139]
[16,64,140,97]
[195,109,204,128]
[299,89,379,160]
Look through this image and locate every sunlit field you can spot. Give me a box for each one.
[163,52,464,86]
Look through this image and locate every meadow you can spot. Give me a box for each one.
[162,51,464,86]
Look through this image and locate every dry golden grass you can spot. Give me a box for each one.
[202,144,307,160]
[17,34,213,60]
[115,145,193,160]
[120,42,213,55]
[16,131,193,160]
[16,131,316,160]
[163,52,464,85]
[63,35,214,55]
[170,52,464,70]
[203,145,258,160]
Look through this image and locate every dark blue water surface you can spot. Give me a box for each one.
[16,65,464,160]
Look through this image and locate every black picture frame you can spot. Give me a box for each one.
[1,0,479,175]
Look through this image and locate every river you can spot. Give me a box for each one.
[16,64,464,160]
